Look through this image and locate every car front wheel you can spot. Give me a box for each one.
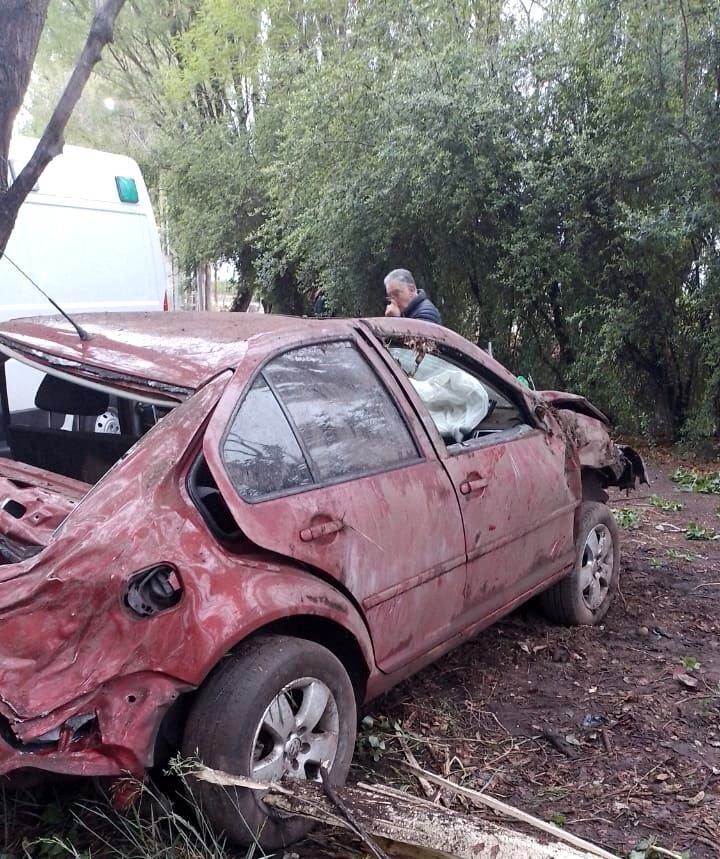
[182,635,357,849]
[540,501,620,625]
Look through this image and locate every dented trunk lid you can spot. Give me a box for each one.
[0,459,89,562]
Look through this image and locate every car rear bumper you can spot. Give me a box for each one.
[0,671,189,778]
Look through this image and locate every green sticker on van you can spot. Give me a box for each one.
[115,175,139,203]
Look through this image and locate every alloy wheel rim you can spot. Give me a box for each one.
[251,677,340,783]
[580,523,614,611]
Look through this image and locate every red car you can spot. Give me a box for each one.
[0,312,645,847]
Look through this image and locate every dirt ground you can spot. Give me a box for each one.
[297,455,720,859]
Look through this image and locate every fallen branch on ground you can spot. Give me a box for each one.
[541,729,580,759]
[191,764,619,859]
[401,763,618,859]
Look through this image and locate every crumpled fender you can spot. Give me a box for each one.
[552,408,648,488]
[537,390,609,423]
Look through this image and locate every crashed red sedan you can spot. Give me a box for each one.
[0,312,645,847]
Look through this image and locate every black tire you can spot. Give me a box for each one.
[182,635,357,849]
[540,501,620,625]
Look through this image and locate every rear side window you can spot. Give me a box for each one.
[221,340,419,501]
[222,376,313,498]
[264,341,418,482]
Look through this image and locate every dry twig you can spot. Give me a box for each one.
[320,766,390,859]
[396,733,435,798]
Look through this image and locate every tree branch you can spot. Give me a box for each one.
[0,0,128,256]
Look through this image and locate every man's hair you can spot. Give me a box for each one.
[384,268,416,288]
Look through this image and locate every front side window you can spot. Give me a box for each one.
[389,345,528,445]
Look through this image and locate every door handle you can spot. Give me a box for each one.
[299,519,344,542]
[460,477,488,495]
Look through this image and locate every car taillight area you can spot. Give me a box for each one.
[0,711,99,753]
[0,671,191,777]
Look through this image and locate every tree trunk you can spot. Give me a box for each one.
[230,288,253,312]
[0,0,128,258]
[0,0,50,192]
[204,262,212,310]
[195,265,205,310]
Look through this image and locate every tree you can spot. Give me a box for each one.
[0,1,49,193]
[0,0,128,258]
[45,0,713,440]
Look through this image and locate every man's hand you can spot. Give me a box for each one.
[385,300,401,317]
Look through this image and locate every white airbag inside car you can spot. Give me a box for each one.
[410,368,490,442]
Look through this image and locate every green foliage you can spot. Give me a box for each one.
[613,508,643,530]
[685,522,718,541]
[356,714,397,762]
[25,1,194,158]
[671,468,720,494]
[666,548,696,562]
[649,495,683,513]
[9,773,254,859]
[681,655,700,672]
[32,0,720,442]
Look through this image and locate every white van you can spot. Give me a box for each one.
[0,136,167,421]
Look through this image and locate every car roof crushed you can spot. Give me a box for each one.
[0,312,360,401]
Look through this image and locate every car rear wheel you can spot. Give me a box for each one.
[540,502,620,625]
[182,635,357,849]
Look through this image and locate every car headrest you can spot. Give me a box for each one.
[35,374,110,416]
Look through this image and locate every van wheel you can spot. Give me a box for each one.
[541,502,620,625]
[182,635,357,849]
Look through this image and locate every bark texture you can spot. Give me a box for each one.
[0,0,127,258]
[0,0,50,192]
[193,764,618,859]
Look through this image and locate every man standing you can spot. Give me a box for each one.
[384,269,442,325]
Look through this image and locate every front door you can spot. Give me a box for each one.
[442,427,576,622]
[374,344,577,626]
[203,336,467,672]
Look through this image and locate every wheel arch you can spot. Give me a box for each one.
[250,615,370,703]
[581,466,610,503]
[153,609,372,768]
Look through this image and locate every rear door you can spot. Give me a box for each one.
[203,336,467,672]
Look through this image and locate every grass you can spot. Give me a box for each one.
[666,548,697,562]
[1,769,269,859]
[613,508,643,530]
[671,467,720,494]
[684,522,718,541]
[649,495,684,513]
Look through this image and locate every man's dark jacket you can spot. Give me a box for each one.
[402,289,442,325]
